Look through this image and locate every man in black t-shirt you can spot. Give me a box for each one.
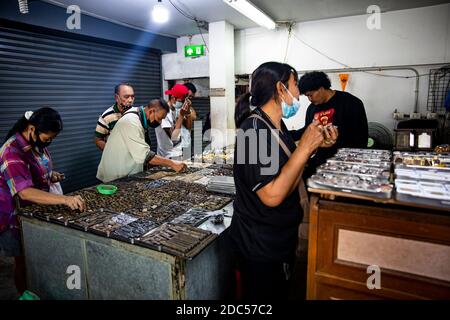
[290,71,368,179]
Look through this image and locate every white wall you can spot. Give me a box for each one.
[162,34,209,80]
[283,65,449,131]
[162,4,450,130]
[235,4,450,73]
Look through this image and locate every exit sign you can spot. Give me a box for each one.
[184,45,205,58]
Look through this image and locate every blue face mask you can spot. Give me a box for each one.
[281,84,300,119]
[174,101,183,109]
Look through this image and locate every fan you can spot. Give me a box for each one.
[367,122,393,150]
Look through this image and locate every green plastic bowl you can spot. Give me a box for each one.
[96,184,117,195]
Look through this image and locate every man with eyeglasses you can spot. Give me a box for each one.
[94,82,135,151]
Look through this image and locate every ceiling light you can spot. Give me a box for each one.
[152,0,169,23]
[223,0,276,30]
[18,0,29,14]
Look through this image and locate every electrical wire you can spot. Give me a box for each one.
[196,21,210,53]
[167,0,209,53]
[168,0,196,20]
[291,32,432,79]
[283,23,293,63]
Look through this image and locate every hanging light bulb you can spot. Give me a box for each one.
[18,0,29,14]
[152,0,169,23]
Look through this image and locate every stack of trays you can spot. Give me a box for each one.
[206,176,236,195]
[308,148,393,199]
[393,151,450,207]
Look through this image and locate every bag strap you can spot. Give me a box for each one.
[124,109,152,147]
[248,114,310,216]
[248,114,292,157]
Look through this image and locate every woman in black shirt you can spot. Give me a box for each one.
[229,62,338,300]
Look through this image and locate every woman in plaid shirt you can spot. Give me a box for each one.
[0,107,85,295]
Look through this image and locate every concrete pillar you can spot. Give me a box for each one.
[208,21,235,150]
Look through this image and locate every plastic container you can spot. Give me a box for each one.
[96,184,117,195]
[19,290,40,300]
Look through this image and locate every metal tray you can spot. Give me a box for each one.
[170,208,210,227]
[135,223,217,259]
[317,162,391,181]
[395,179,450,201]
[111,218,159,244]
[89,213,139,237]
[308,172,393,199]
[394,168,450,182]
[337,148,392,156]
[327,158,391,168]
[393,152,450,170]
[68,210,115,232]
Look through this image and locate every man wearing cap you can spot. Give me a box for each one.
[156,84,192,159]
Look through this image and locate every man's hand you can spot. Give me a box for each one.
[94,137,106,151]
[297,120,325,155]
[51,171,65,183]
[320,124,339,148]
[171,160,187,173]
[179,99,191,118]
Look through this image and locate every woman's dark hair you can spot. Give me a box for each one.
[298,71,331,93]
[4,107,63,142]
[234,62,298,128]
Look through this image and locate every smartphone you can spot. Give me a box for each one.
[183,98,192,115]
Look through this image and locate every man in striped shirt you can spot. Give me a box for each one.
[94,83,135,151]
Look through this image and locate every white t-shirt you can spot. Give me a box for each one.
[155,108,182,158]
[174,108,192,150]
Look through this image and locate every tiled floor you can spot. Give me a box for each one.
[0,257,19,300]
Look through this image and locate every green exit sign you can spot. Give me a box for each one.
[184,45,205,58]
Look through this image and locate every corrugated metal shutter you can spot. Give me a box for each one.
[190,97,211,151]
[191,97,210,126]
[0,25,162,193]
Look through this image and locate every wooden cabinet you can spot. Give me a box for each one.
[307,195,450,300]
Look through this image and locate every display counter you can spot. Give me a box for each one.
[19,163,235,300]
[306,190,450,300]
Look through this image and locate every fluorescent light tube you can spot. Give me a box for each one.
[223,0,276,30]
